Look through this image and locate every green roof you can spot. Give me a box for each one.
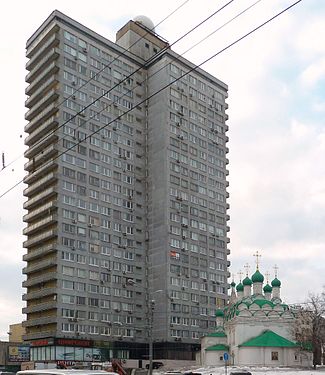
[251,269,264,283]
[239,330,298,348]
[242,276,252,286]
[271,277,281,287]
[250,299,275,308]
[215,309,224,317]
[263,283,272,293]
[206,332,227,337]
[236,282,244,291]
[206,344,229,351]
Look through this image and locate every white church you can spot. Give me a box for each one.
[199,257,313,368]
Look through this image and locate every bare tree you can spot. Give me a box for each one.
[292,287,325,368]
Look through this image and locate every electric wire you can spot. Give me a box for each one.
[1,0,252,190]
[0,0,236,190]
[0,0,191,174]
[0,0,303,200]
[22,0,234,169]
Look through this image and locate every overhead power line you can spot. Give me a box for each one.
[0,0,303,200]
[0,0,191,174]
[23,0,235,170]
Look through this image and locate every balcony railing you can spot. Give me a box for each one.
[23,228,57,248]
[25,89,59,122]
[22,300,57,314]
[23,186,56,210]
[26,47,60,83]
[22,271,57,287]
[23,172,57,197]
[23,200,57,223]
[23,214,57,236]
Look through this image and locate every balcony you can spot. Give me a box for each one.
[22,329,56,341]
[26,26,59,63]
[25,103,58,135]
[25,75,59,109]
[23,214,57,236]
[24,144,57,172]
[25,115,59,147]
[23,228,57,248]
[23,200,57,223]
[24,133,58,160]
[23,172,57,197]
[26,47,60,83]
[23,316,57,328]
[25,89,59,122]
[22,271,57,287]
[23,187,56,210]
[22,256,57,274]
[23,243,57,262]
[22,286,57,300]
[22,300,57,314]
[25,61,59,96]
[23,159,57,185]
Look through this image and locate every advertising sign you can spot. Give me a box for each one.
[8,345,30,362]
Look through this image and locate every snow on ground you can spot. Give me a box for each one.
[156,365,325,375]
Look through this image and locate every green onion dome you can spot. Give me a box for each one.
[271,277,281,287]
[231,281,236,288]
[251,269,264,283]
[236,282,244,292]
[242,276,252,286]
[215,309,224,318]
[263,283,272,293]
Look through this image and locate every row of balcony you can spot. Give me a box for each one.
[25,61,59,96]
[24,132,58,160]
[22,300,57,314]
[25,89,59,122]
[22,286,57,301]
[25,114,59,147]
[25,100,58,134]
[22,315,57,328]
[23,158,57,185]
[25,74,59,109]
[23,214,58,236]
[23,228,57,249]
[23,200,57,223]
[24,144,57,172]
[26,47,60,84]
[23,243,57,262]
[22,271,57,288]
[22,256,57,276]
[23,171,57,197]
[23,186,56,210]
[26,25,59,63]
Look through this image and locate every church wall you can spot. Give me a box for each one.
[205,351,225,366]
[230,318,293,347]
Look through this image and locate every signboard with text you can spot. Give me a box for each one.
[8,345,30,362]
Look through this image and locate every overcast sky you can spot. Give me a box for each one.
[0,0,324,340]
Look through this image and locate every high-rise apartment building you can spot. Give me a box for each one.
[22,10,230,364]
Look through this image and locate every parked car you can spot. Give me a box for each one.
[145,362,164,369]
[229,371,252,375]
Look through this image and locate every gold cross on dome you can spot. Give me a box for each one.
[273,264,279,278]
[244,263,250,276]
[237,270,243,282]
[265,271,270,283]
[253,251,262,270]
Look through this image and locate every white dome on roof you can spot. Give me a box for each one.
[133,15,155,32]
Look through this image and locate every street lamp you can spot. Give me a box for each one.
[148,290,163,375]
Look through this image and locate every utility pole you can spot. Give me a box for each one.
[148,299,155,375]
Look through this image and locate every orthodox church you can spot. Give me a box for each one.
[199,257,313,368]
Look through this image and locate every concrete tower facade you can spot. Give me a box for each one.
[23,10,229,363]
